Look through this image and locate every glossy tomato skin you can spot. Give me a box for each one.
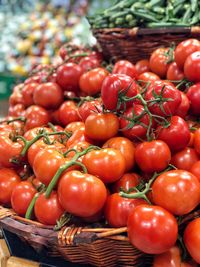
[193,129,200,154]
[8,103,25,117]
[175,92,190,119]
[33,82,64,109]
[58,101,80,126]
[171,148,199,171]
[135,140,171,173]
[58,170,107,217]
[156,116,190,152]
[153,246,181,267]
[149,48,170,78]
[104,193,146,227]
[112,60,138,79]
[103,137,135,172]
[21,83,39,107]
[166,62,184,81]
[186,83,200,115]
[184,51,200,82]
[184,218,200,264]
[11,181,36,216]
[78,99,102,122]
[128,205,178,254]
[82,148,126,183]
[111,173,140,193]
[79,56,101,73]
[152,170,200,215]
[85,113,119,141]
[135,59,150,75]
[34,191,64,225]
[190,161,200,182]
[138,72,160,85]
[79,68,109,96]
[0,168,21,205]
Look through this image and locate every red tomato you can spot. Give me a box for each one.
[82,148,126,183]
[166,62,184,81]
[135,59,150,75]
[79,56,101,73]
[193,129,200,154]
[24,75,43,84]
[58,101,80,126]
[64,121,85,133]
[174,39,200,70]
[190,161,200,182]
[153,246,181,267]
[184,51,200,82]
[186,83,200,115]
[56,63,82,92]
[66,128,92,148]
[33,82,64,109]
[175,92,190,119]
[34,191,64,225]
[78,99,102,122]
[152,170,200,215]
[0,168,21,205]
[11,181,36,216]
[104,193,146,227]
[184,218,200,264]
[128,205,178,254]
[8,104,25,117]
[23,126,53,141]
[135,140,171,173]
[85,113,119,141]
[111,173,140,193]
[138,72,160,86]
[21,83,39,107]
[112,60,138,79]
[103,137,135,172]
[58,170,107,217]
[156,116,190,151]
[171,147,199,171]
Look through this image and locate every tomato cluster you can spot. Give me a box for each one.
[1,39,200,265]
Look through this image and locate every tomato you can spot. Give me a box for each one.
[33,82,64,109]
[190,161,200,183]
[166,62,184,81]
[175,92,190,119]
[34,191,64,225]
[135,59,150,75]
[174,39,200,70]
[58,101,80,126]
[21,83,39,107]
[145,81,182,117]
[66,128,93,148]
[186,83,200,115]
[11,181,36,216]
[112,60,138,79]
[193,128,200,154]
[23,126,53,141]
[8,104,25,117]
[79,56,101,73]
[184,51,200,82]
[104,193,146,227]
[111,173,140,193]
[171,147,199,171]
[152,170,200,215]
[156,116,190,151]
[184,218,200,264]
[103,137,135,172]
[138,72,160,86]
[153,246,181,267]
[79,68,108,96]
[65,121,85,133]
[0,168,21,205]
[9,84,24,106]
[101,74,139,111]
[24,105,50,131]
[58,170,107,217]
[119,104,153,141]
[78,99,102,122]
[56,63,82,92]
[24,75,43,84]
[85,113,119,141]
[82,148,126,183]
[128,205,178,254]
[149,48,171,78]
[135,140,171,173]
[67,141,91,158]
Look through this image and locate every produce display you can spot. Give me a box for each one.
[1,38,200,266]
[89,0,200,28]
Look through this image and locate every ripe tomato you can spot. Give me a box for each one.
[56,63,82,92]
[78,99,102,122]
[156,116,190,152]
[186,83,200,115]
[23,126,53,141]
[21,83,39,107]
[11,181,36,216]
[184,218,200,264]
[112,60,138,79]
[8,104,25,117]
[190,161,200,182]
[135,140,171,173]
[138,72,160,85]
[193,128,200,154]
[166,62,184,81]
[0,168,21,205]
[153,246,181,267]
[85,113,119,141]
[9,84,24,106]
[58,101,80,126]
[184,51,200,82]
[104,193,146,228]
[103,137,135,172]
[66,128,93,148]
[34,191,64,225]
[171,147,199,171]
[175,92,190,119]
[64,121,85,133]
[82,148,126,183]
[58,170,107,217]
[135,59,150,75]
[152,170,200,215]
[33,82,64,109]
[79,56,101,73]
[111,172,140,193]
[174,39,200,70]
[79,68,109,96]
[128,205,178,254]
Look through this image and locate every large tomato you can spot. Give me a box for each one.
[79,56,101,73]
[152,170,200,215]
[186,83,200,115]
[78,99,102,122]
[193,128,200,154]
[58,170,107,217]
[166,62,184,81]
[21,83,39,107]
[127,205,178,254]
[184,51,200,82]
[175,92,190,119]
[190,161,200,182]
[135,59,150,75]
[112,60,138,79]
[111,172,140,193]
[153,246,181,267]
[58,101,80,126]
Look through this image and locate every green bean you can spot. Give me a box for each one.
[131,10,159,22]
[146,21,189,27]
[191,0,198,12]
[115,17,125,25]
[152,6,165,14]
[182,6,192,23]
[145,0,165,10]
[126,14,134,22]
[173,4,184,16]
[109,10,131,22]
[128,19,137,27]
[172,0,188,8]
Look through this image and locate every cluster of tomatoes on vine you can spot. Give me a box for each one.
[1,39,200,266]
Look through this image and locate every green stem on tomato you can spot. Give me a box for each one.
[25,192,41,219]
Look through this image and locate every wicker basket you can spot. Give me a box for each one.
[93,26,200,63]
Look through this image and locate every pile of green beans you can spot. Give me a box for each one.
[88,0,200,28]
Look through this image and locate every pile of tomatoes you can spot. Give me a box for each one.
[1,39,200,266]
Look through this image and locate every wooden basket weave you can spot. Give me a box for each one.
[93,26,200,63]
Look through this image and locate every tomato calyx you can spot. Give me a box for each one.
[0,116,26,125]
[54,212,72,231]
